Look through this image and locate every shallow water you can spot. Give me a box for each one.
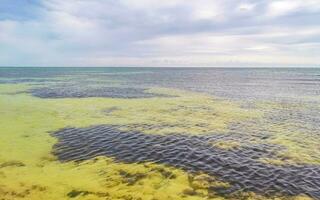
[0,67,319,200]
[53,125,320,198]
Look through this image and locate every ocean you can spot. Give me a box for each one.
[0,67,319,200]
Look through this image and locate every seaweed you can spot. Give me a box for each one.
[52,125,320,198]
[1,83,319,200]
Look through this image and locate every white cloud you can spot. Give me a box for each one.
[266,1,301,17]
[266,0,320,18]
[0,0,319,67]
[189,1,224,21]
[237,3,256,12]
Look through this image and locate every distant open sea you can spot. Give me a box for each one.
[1,67,320,102]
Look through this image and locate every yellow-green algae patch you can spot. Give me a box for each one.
[0,84,30,94]
[0,85,224,200]
[116,87,263,135]
[252,102,320,165]
[0,83,317,200]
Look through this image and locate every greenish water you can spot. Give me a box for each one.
[0,67,319,200]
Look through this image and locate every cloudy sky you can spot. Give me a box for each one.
[0,0,320,67]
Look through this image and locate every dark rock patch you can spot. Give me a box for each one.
[119,170,146,185]
[67,190,90,198]
[0,161,25,168]
[67,190,109,198]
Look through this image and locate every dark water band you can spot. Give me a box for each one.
[52,125,320,199]
[30,86,173,98]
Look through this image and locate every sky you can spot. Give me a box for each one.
[0,0,320,67]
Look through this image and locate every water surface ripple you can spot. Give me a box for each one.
[52,125,320,199]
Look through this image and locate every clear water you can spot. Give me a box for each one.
[1,67,320,199]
